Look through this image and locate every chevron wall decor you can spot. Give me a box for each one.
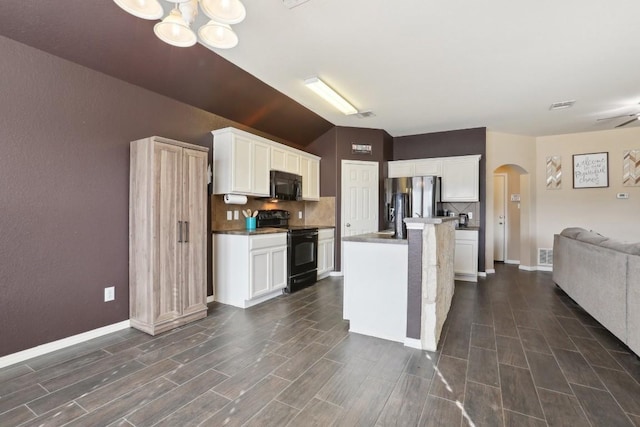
[623,150,640,186]
[546,156,562,189]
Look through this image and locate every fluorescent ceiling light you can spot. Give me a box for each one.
[304,77,358,115]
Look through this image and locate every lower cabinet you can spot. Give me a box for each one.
[214,232,288,308]
[317,228,335,279]
[454,229,478,282]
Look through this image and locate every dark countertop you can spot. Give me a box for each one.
[455,226,480,231]
[212,228,286,236]
[212,225,335,236]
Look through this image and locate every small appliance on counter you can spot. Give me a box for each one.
[458,213,469,227]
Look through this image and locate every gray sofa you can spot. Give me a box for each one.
[553,227,640,356]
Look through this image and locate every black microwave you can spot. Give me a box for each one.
[270,170,302,201]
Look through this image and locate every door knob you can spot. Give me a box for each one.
[499,222,503,225]
[346,223,351,227]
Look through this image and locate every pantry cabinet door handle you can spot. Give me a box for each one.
[185,221,189,243]
[178,221,183,243]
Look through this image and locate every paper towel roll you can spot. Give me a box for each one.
[223,194,248,205]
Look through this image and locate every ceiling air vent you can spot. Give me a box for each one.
[283,0,312,9]
[356,111,376,119]
[549,100,575,110]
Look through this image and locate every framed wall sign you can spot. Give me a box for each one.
[573,152,608,188]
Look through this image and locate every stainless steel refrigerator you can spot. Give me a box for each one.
[384,176,440,238]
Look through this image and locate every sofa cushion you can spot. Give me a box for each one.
[560,227,587,239]
[575,230,609,246]
[599,240,640,256]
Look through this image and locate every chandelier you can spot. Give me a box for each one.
[113,0,246,49]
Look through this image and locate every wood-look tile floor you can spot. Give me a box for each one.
[2,264,640,426]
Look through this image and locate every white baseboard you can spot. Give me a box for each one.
[404,338,422,350]
[485,269,496,274]
[477,272,487,278]
[518,265,552,272]
[206,295,215,303]
[505,260,520,265]
[0,320,131,369]
[329,271,343,277]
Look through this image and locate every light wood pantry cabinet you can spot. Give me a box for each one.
[317,228,335,279]
[454,229,479,282]
[214,232,287,308]
[129,137,208,335]
[212,128,270,197]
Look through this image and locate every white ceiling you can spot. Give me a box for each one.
[205,0,640,137]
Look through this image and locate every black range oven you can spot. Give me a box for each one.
[256,210,318,293]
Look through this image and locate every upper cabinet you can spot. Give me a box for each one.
[387,154,480,202]
[271,146,300,175]
[212,127,320,199]
[300,155,320,201]
[441,155,480,202]
[388,158,442,178]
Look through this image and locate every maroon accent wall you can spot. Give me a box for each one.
[0,36,303,357]
[393,128,487,271]
[308,127,394,270]
[307,128,338,197]
[0,2,333,146]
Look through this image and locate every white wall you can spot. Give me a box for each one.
[536,127,640,249]
[486,131,537,270]
[486,127,640,273]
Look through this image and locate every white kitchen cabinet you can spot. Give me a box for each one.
[317,228,335,279]
[388,160,416,178]
[129,137,208,335]
[213,127,321,200]
[454,229,478,282]
[271,146,300,175]
[212,128,270,197]
[214,232,288,308]
[414,158,442,176]
[388,158,442,178]
[300,154,320,201]
[441,155,481,202]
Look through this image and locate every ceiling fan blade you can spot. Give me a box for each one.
[615,117,638,128]
[596,113,636,121]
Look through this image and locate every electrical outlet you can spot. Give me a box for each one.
[617,193,629,199]
[104,286,115,302]
[234,210,239,220]
[298,211,303,219]
[467,212,473,220]
[226,210,232,221]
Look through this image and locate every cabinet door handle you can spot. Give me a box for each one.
[185,221,189,243]
[178,221,183,243]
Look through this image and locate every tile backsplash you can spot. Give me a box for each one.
[440,202,480,227]
[212,195,336,230]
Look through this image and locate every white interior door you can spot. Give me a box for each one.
[341,160,379,238]
[493,174,507,262]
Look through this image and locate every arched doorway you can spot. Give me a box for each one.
[493,164,528,265]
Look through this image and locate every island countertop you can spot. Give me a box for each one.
[342,231,408,245]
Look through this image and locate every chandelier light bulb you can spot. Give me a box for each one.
[198,20,238,49]
[200,0,246,24]
[113,0,164,20]
[153,8,197,47]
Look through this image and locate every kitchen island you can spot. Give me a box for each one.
[343,217,456,351]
